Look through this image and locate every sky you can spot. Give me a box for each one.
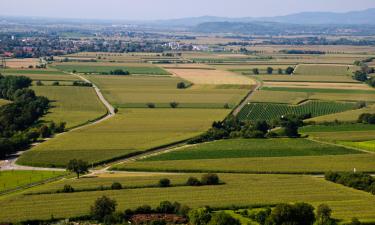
[1,0,375,21]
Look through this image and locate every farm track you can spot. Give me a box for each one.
[0,73,115,171]
[232,79,262,116]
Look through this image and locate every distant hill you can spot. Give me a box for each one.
[152,8,375,27]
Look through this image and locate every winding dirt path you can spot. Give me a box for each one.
[0,73,115,171]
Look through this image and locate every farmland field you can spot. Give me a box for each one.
[114,154,375,174]
[87,75,250,108]
[0,99,9,106]
[263,81,373,90]
[1,174,375,222]
[237,101,355,121]
[339,140,375,152]
[164,68,255,85]
[32,86,107,128]
[53,63,171,75]
[294,64,352,76]
[141,138,359,161]
[0,170,66,193]
[307,104,375,123]
[250,74,357,83]
[1,69,79,81]
[16,108,230,167]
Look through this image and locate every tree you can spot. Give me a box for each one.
[353,71,368,82]
[52,81,60,86]
[293,202,315,225]
[90,196,117,221]
[278,68,283,74]
[170,102,179,108]
[279,115,303,137]
[157,201,175,214]
[268,203,315,225]
[62,184,74,193]
[208,212,240,225]
[252,68,260,75]
[36,80,43,86]
[111,182,122,190]
[66,159,89,178]
[267,67,274,74]
[316,204,335,225]
[187,177,202,186]
[285,67,294,75]
[177,82,187,89]
[201,173,219,185]
[39,125,52,138]
[188,207,212,225]
[349,217,361,225]
[158,178,171,187]
[147,103,156,108]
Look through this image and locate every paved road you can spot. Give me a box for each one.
[0,73,115,171]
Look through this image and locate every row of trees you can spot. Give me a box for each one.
[189,114,304,144]
[189,203,339,225]
[325,172,375,195]
[252,67,294,75]
[0,75,54,158]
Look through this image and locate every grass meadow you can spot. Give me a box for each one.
[0,170,66,193]
[33,86,107,128]
[141,138,359,161]
[1,174,375,222]
[1,69,79,81]
[16,108,230,167]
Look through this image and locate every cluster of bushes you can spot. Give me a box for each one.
[186,174,220,186]
[280,50,325,55]
[238,203,338,225]
[251,66,294,75]
[146,102,180,108]
[358,113,375,124]
[188,115,303,144]
[73,81,93,87]
[89,196,189,224]
[352,66,375,87]
[0,75,53,158]
[101,69,130,76]
[325,172,375,195]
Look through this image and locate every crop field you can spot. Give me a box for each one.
[53,63,170,75]
[237,101,355,121]
[87,75,250,108]
[263,81,373,91]
[4,58,40,68]
[251,74,357,83]
[307,104,375,123]
[32,86,107,128]
[301,124,375,133]
[2,174,375,222]
[1,69,78,81]
[0,99,9,106]
[339,141,375,153]
[16,108,230,167]
[0,170,66,193]
[141,138,359,161]
[164,68,255,85]
[114,153,375,174]
[294,64,352,76]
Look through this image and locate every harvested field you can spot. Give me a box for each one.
[4,58,40,68]
[1,69,78,81]
[165,68,255,85]
[307,104,375,123]
[294,64,352,76]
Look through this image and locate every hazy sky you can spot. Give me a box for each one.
[1,0,375,20]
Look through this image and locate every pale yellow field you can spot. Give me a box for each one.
[4,58,40,68]
[165,68,256,85]
[307,104,375,123]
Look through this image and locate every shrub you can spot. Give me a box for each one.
[188,207,212,225]
[158,178,171,187]
[135,205,153,214]
[52,81,60,86]
[111,182,122,190]
[36,80,43,86]
[186,177,201,186]
[177,82,186,89]
[285,66,294,75]
[267,67,274,74]
[252,68,259,75]
[62,184,74,193]
[170,102,179,108]
[157,201,174,214]
[208,212,240,225]
[90,196,117,221]
[147,103,156,108]
[224,103,230,109]
[201,174,219,185]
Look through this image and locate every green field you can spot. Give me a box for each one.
[33,86,107,128]
[16,108,230,167]
[0,170,66,193]
[294,64,352,76]
[1,69,79,81]
[237,101,355,121]
[1,174,375,222]
[339,140,375,152]
[114,154,375,174]
[87,75,249,108]
[53,64,170,75]
[141,139,359,161]
[301,124,375,133]
[261,87,375,94]
[307,105,375,123]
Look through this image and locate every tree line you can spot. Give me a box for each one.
[0,75,65,159]
[188,114,304,144]
[251,66,294,75]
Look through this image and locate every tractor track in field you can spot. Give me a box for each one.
[0,73,115,172]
